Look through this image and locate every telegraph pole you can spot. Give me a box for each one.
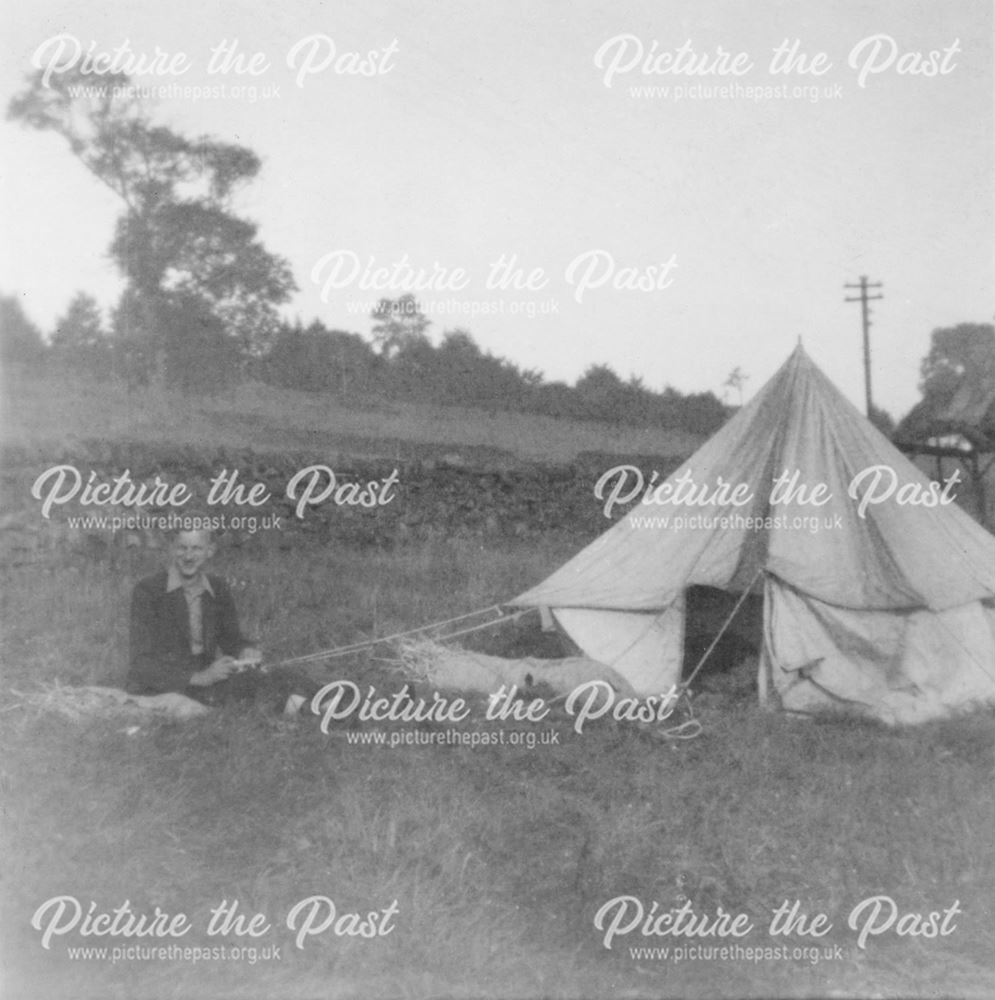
[844,275,883,417]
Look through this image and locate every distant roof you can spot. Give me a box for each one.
[896,379,995,453]
[942,379,995,429]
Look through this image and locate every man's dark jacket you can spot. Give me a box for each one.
[127,570,251,695]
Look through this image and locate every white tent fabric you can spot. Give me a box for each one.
[761,578,995,724]
[512,344,995,724]
[552,604,684,694]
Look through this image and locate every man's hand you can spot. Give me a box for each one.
[189,655,241,687]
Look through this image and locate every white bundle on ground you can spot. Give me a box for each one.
[10,682,209,721]
[395,639,634,697]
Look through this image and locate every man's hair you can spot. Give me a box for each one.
[164,524,216,544]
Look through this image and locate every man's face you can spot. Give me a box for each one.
[171,531,213,580]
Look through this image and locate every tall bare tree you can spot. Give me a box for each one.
[8,67,296,385]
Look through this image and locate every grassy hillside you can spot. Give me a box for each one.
[1,368,702,465]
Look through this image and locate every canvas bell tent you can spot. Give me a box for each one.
[511,344,995,725]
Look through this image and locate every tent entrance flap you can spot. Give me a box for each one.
[552,603,684,693]
[762,577,995,725]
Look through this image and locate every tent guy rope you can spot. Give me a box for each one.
[263,604,537,671]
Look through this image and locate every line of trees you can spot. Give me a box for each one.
[0,290,731,435]
[4,68,730,434]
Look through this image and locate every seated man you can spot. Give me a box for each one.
[127,528,266,706]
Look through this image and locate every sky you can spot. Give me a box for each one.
[1,0,992,419]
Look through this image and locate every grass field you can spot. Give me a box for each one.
[3,372,995,998]
[3,538,995,999]
[1,368,701,464]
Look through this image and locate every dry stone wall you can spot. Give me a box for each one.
[1,442,684,562]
